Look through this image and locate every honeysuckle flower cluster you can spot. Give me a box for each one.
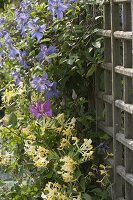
[41,182,68,200]
[79,139,94,161]
[25,137,49,168]
[59,155,77,183]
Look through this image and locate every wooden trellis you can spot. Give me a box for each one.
[96,0,133,199]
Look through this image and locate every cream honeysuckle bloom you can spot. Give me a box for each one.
[2,89,15,103]
[80,139,93,161]
[60,156,77,173]
[59,138,69,149]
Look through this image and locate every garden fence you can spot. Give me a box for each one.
[96,0,133,199]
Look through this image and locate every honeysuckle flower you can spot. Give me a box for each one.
[37,44,56,62]
[28,18,46,42]
[45,81,59,100]
[2,89,15,104]
[80,139,93,161]
[29,100,52,119]
[11,70,20,85]
[42,182,68,200]
[58,156,76,182]
[47,0,68,20]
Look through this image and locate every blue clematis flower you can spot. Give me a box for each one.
[15,9,29,36]
[45,82,60,100]
[11,70,20,85]
[30,73,59,99]
[28,18,46,42]
[30,73,51,92]
[37,44,56,62]
[8,46,20,59]
[47,0,68,20]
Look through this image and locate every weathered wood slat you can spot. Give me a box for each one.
[98,92,113,104]
[117,165,133,186]
[98,29,132,40]
[116,133,133,151]
[101,62,112,71]
[111,0,123,198]
[98,121,113,136]
[114,31,132,40]
[104,0,130,4]
[115,66,133,77]
[114,0,130,2]
[97,29,111,37]
[115,100,133,114]
[122,4,133,198]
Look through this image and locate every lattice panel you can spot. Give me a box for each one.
[96,0,133,199]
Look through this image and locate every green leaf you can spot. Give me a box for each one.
[0,180,6,187]
[86,65,96,77]
[80,176,85,192]
[9,113,17,127]
[83,193,92,200]
[41,38,51,42]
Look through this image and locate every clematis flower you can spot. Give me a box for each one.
[37,44,56,62]
[28,18,46,42]
[47,0,68,20]
[8,46,29,68]
[14,0,32,36]
[0,17,5,24]
[8,46,20,59]
[30,73,51,92]
[96,143,109,153]
[29,100,52,119]
[45,82,59,100]
[11,70,20,85]
[15,9,29,36]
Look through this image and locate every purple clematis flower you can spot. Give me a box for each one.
[47,0,68,20]
[11,70,20,85]
[30,73,51,92]
[45,82,59,100]
[29,100,52,119]
[28,18,46,42]
[37,44,56,62]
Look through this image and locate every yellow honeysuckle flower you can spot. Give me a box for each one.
[2,89,15,103]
